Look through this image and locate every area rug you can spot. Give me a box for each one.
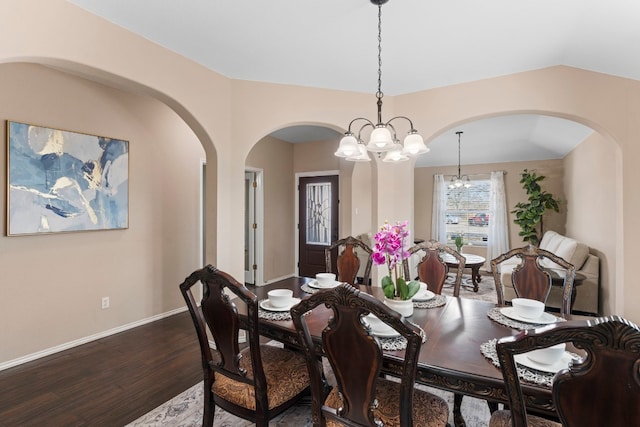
[128,274,497,426]
[127,380,492,427]
[442,272,497,304]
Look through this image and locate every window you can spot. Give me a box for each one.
[305,182,332,245]
[445,178,490,246]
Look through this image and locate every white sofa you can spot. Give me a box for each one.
[498,230,600,314]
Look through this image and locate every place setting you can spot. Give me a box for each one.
[412,282,447,309]
[302,272,342,293]
[480,339,582,387]
[362,313,427,351]
[258,289,301,321]
[487,298,565,330]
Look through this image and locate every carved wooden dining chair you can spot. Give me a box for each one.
[490,316,640,427]
[179,265,310,427]
[403,240,468,422]
[324,235,373,286]
[403,240,465,297]
[290,283,450,427]
[491,244,576,316]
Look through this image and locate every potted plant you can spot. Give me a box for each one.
[454,235,464,253]
[511,169,561,246]
[372,220,420,316]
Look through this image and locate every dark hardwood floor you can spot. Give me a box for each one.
[0,311,202,426]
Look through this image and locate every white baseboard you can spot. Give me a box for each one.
[0,306,188,372]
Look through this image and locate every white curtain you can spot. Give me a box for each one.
[487,170,509,271]
[431,174,447,243]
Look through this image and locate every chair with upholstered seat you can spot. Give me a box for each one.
[324,235,373,286]
[290,283,450,427]
[403,240,465,297]
[491,244,576,316]
[490,315,640,427]
[179,265,310,427]
[404,240,468,422]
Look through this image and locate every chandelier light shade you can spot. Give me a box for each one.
[347,143,373,162]
[334,0,429,163]
[449,131,471,189]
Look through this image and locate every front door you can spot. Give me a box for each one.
[298,175,339,277]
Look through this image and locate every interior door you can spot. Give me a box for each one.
[244,171,256,284]
[298,175,339,277]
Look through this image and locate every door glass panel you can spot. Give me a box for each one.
[306,182,331,245]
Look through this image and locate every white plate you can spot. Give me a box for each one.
[514,352,572,374]
[412,289,436,301]
[307,279,340,289]
[500,307,558,325]
[259,297,301,312]
[362,316,401,337]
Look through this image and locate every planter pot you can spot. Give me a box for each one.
[384,297,414,317]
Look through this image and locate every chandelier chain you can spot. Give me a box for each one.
[376,2,383,101]
[457,131,462,177]
[333,0,429,161]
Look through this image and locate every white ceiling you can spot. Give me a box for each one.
[67,0,636,166]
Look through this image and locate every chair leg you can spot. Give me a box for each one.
[453,393,466,427]
[203,380,215,427]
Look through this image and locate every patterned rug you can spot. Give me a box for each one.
[127,273,497,426]
[127,379,492,427]
[442,272,498,304]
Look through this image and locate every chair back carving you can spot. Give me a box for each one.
[324,236,373,286]
[494,316,640,427]
[290,284,423,426]
[491,245,576,316]
[180,265,309,426]
[404,240,465,296]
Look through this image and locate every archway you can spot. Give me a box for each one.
[414,112,621,316]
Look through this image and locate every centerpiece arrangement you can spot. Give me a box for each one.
[372,220,420,316]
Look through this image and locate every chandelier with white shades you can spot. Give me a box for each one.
[334,0,429,163]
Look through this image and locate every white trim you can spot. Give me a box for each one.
[294,170,340,277]
[245,167,264,286]
[200,158,206,268]
[0,307,187,371]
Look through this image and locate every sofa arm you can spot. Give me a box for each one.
[579,253,599,279]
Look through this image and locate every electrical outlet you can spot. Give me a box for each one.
[101,297,110,309]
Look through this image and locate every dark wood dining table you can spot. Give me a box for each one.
[245,276,583,419]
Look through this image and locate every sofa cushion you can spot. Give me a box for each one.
[539,231,590,270]
[540,231,564,254]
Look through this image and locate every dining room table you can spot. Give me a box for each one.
[244,276,587,421]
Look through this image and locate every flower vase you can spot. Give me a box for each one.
[384,296,414,317]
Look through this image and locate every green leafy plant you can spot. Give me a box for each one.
[511,169,561,245]
[372,221,420,300]
[454,235,464,253]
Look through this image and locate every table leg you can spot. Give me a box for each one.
[470,266,480,292]
[453,393,466,427]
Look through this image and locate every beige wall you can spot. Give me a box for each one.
[565,132,617,315]
[414,159,566,252]
[351,162,373,237]
[0,63,204,364]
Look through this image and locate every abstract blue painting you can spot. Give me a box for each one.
[7,121,129,235]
